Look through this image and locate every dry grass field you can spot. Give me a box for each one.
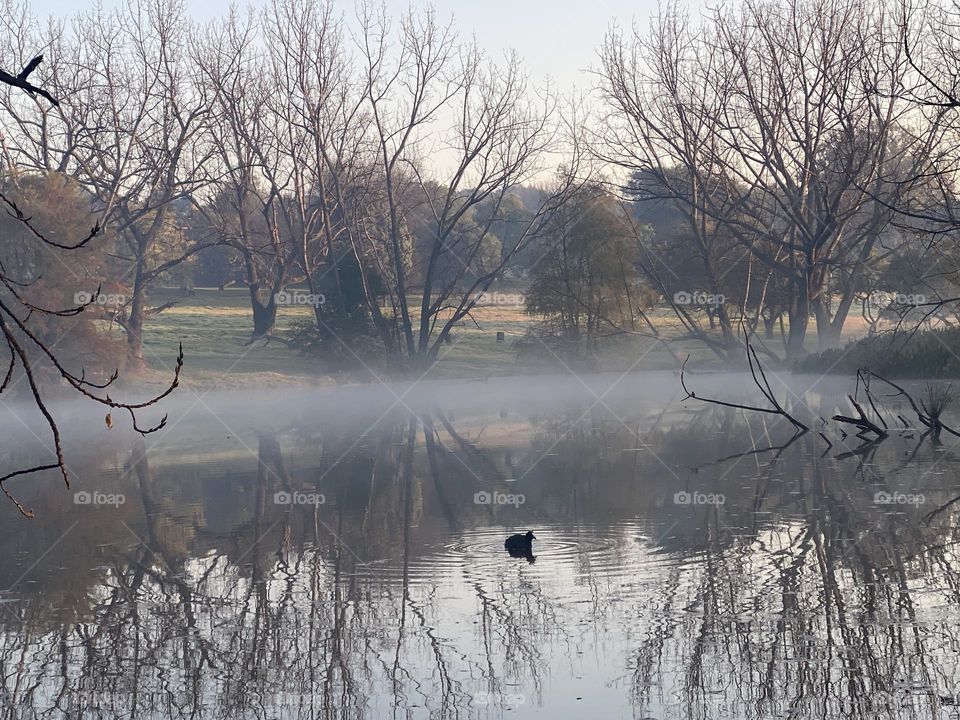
[118,286,875,391]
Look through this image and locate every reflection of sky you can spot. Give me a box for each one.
[21,511,960,717]
[5,375,960,717]
[152,521,680,719]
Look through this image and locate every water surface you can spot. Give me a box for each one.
[1,371,958,719]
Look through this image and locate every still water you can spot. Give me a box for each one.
[1,370,960,719]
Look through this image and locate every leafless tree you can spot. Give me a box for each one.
[0,0,213,367]
[260,0,382,344]
[359,3,580,367]
[0,57,182,516]
[598,0,946,359]
[195,10,291,340]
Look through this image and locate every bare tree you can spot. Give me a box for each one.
[0,0,213,367]
[260,0,380,345]
[0,57,182,516]
[195,10,291,341]
[599,0,945,359]
[359,3,578,367]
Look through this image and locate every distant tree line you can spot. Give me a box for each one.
[5,0,960,377]
[0,0,580,371]
[598,0,960,361]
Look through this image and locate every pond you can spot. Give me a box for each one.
[1,370,959,719]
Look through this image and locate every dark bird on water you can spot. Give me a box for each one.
[504,530,536,552]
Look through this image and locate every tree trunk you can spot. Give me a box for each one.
[250,289,278,339]
[126,268,147,370]
[812,297,831,350]
[785,273,810,360]
[383,177,415,359]
[817,282,857,350]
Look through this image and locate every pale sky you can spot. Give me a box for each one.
[26,0,669,94]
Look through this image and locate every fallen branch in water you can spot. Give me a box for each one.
[860,370,960,438]
[856,369,889,431]
[677,334,960,464]
[680,333,809,434]
[832,395,889,440]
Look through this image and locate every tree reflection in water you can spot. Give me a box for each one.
[0,389,959,718]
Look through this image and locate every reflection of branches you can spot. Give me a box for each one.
[834,438,883,462]
[436,411,503,480]
[923,493,960,525]
[693,428,805,470]
[7,401,960,718]
[422,416,463,531]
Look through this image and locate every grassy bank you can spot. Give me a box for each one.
[114,287,882,390]
[120,287,705,390]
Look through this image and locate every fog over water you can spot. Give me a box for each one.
[1,370,959,719]
[0,370,855,441]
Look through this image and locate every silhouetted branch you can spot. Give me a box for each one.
[0,56,182,517]
[680,334,809,433]
[832,395,889,440]
[861,369,960,438]
[0,55,59,106]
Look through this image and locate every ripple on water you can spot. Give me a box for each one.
[354,522,691,588]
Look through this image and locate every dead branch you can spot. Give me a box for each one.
[0,55,182,517]
[861,369,960,438]
[680,336,809,435]
[143,301,178,318]
[856,370,889,431]
[0,56,59,106]
[832,395,889,440]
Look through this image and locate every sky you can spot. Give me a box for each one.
[26,0,666,94]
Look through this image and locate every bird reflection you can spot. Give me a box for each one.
[506,544,536,563]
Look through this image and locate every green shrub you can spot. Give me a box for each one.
[797,328,960,378]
